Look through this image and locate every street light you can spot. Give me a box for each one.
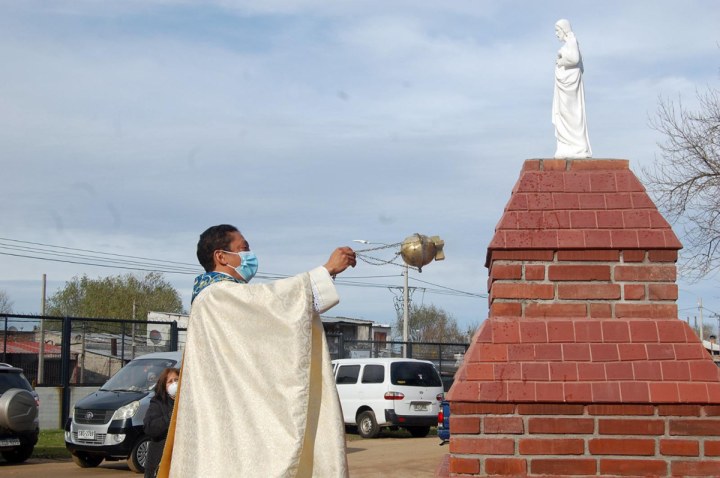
[354,234,445,358]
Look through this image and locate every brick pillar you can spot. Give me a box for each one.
[437,159,720,478]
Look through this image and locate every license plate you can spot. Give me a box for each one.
[0,438,21,447]
[78,430,95,440]
[412,403,429,411]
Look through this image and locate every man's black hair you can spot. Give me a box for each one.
[197,224,239,272]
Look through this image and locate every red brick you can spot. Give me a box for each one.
[646,343,676,360]
[658,405,702,417]
[670,419,720,436]
[657,320,689,342]
[679,383,709,403]
[528,417,594,434]
[611,230,639,248]
[494,363,521,381]
[590,343,620,361]
[588,404,654,416]
[637,229,668,248]
[589,303,613,318]
[592,382,622,402]
[496,211,519,229]
[543,210,571,228]
[558,283,620,300]
[660,439,699,456]
[706,406,720,417]
[522,159,541,171]
[477,382,508,401]
[600,459,667,476]
[491,320,520,344]
[634,362,663,381]
[570,210,597,228]
[524,264,545,280]
[589,438,655,455]
[557,230,586,248]
[548,321,575,342]
[620,382,651,402]
[451,402,515,415]
[465,363,494,381]
[525,303,587,318]
[574,320,603,342]
[475,322,492,342]
[531,458,597,475]
[507,344,535,361]
[449,437,515,455]
[650,382,680,403]
[520,438,584,455]
[534,344,563,361]
[590,172,617,192]
[648,283,678,300]
[536,382,566,402]
[553,192,580,210]
[618,343,648,361]
[622,249,646,262]
[489,302,522,317]
[571,159,630,170]
[490,264,522,280]
[616,303,678,319]
[489,250,555,261]
[492,283,555,300]
[564,171,592,192]
[614,169,644,190]
[671,461,720,476]
[584,230,612,248]
[689,360,720,381]
[661,362,691,381]
[631,192,656,208]
[469,344,508,362]
[606,192,634,209]
[542,159,567,171]
[605,362,634,380]
[517,172,542,192]
[519,321,548,343]
[564,344,591,361]
[648,249,678,262]
[484,457,527,475]
[602,321,630,342]
[448,456,479,475]
[557,250,620,261]
[649,210,671,228]
[515,210,544,228]
[449,416,481,434]
[550,362,579,381]
[623,283,646,300]
[445,381,478,401]
[598,418,665,435]
[549,264,612,281]
[522,363,550,381]
[705,440,720,456]
[484,416,524,434]
[597,210,625,228]
[629,321,659,342]
[563,383,593,402]
[517,403,584,415]
[623,210,652,228]
[614,264,676,282]
[505,381,536,402]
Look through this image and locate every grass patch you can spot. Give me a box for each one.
[34,429,71,459]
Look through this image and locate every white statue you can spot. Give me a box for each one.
[552,19,592,158]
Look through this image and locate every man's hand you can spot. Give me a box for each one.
[324,247,357,277]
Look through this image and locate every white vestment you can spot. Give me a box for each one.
[160,267,349,478]
[552,31,592,159]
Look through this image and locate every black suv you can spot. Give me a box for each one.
[0,363,39,463]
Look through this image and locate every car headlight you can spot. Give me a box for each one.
[111,401,140,421]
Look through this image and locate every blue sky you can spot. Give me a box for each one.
[1,0,719,333]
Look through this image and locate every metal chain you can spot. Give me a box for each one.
[354,242,419,271]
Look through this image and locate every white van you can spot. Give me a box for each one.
[332,358,444,438]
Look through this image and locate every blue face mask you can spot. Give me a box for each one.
[224,250,258,283]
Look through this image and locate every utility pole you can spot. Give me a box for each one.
[699,298,704,341]
[403,263,409,358]
[38,274,46,384]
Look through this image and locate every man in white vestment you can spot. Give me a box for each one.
[158,224,355,478]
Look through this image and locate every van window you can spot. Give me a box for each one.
[361,365,384,384]
[391,362,441,387]
[100,358,178,392]
[336,365,360,384]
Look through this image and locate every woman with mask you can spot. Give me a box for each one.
[143,367,179,478]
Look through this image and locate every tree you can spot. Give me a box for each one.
[0,289,13,314]
[47,272,184,326]
[394,303,469,343]
[642,87,720,278]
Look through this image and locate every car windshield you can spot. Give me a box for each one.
[100,358,178,392]
[0,372,33,394]
[390,362,442,387]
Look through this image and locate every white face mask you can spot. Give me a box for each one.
[167,381,178,398]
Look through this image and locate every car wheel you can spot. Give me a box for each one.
[1,443,34,463]
[71,452,103,468]
[357,411,380,439]
[127,435,150,473]
[407,426,430,438]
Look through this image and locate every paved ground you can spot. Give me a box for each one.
[0,436,448,478]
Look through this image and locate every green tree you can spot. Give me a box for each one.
[0,289,13,314]
[47,272,184,326]
[643,87,720,278]
[394,303,468,343]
